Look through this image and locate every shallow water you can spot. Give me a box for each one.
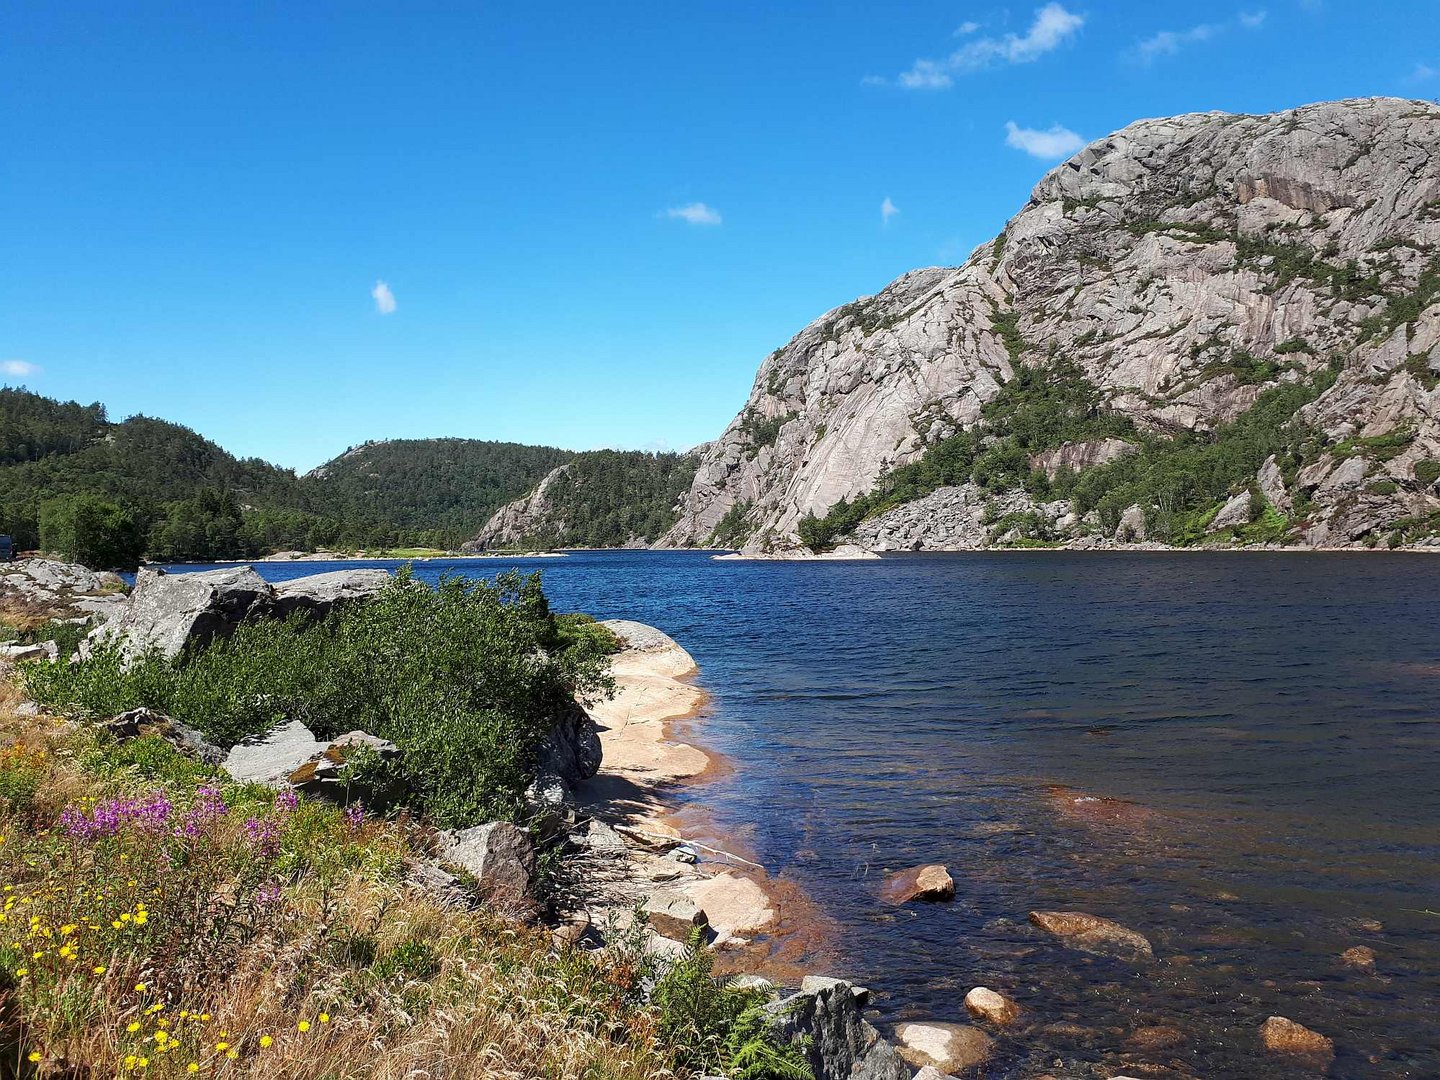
[168,551,1440,1078]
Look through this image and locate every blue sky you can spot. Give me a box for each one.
[4,1,1437,471]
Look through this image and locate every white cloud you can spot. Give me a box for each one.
[1004,121,1086,159]
[664,202,723,226]
[955,20,981,35]
[881,196,900,224]
[1,360,40,378]
[371,280,397,315]
[895,3,1084,89]
[1135,11,1266,63]
[1412,62,1438,82]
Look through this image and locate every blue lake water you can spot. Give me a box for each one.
[166,551,1440,1079]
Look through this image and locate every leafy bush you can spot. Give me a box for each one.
[38,493,146,571]
[1415,459,1440,486]
[25,570,615,827]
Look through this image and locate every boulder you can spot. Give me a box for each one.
[222,719,328,785]
[880,864,955,904]
[440,821,540,920]
[643,890,709,942]
[1115,505,1147,543]
[764,976,910,1080]
[287,731,404,809]
[1029,910,1154,960]
[963,986,1020,1027]
[530,701,603,807]
[1260,1016,1335,1068]
[1208,491,1254,532]
[0,643,49,662]
[912,1069,958,1080]
[893,1023,994,1076]
[102,707,225,765]
[89,566,275,661]
[272,569,391,620]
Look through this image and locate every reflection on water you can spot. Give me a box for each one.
[181,551,1440,1079]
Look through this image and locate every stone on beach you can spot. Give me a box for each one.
[879,864,955,904]
[1028,910,1154,960]
[1260,1016,1335,1068]
[643,890,709,942]
[963,986,1020,1027]
[893,1022,994,1076]
[683,871,776,943]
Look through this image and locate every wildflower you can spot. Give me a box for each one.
[226,1050,238,1060]
[297,1020,310,1033]
[258,1035,273,1048]
[276,788,299,811]
[319,1012,330,1023]
[187,1065,199,1074]
[27,1051,40,1063]
[15,968,27,977]
[138,1058,149,1068]
[343,802,364,827]
[125,1056,137,1068]
[135,982,147,992]
[215,1042,229,1052]
[93,965,106,974]
[128,1023,142,1033]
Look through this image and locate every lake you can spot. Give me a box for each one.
[166,550,1440,1079]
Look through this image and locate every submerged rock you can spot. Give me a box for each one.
[880,864,955,904]
[441,821,540,920]
[765,976,910,1080]
[1340,944,1377,971]
[1029,910,1154,960]
[1260,1015,1335,1068]
[963,986,1020,1027]
[893,1022,994,1076]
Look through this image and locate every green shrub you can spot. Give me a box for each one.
[25,570,615,827]
[1415,459,1440,486]
[652,929,812,1080]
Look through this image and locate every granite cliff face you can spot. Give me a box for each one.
[656,97,1440,552]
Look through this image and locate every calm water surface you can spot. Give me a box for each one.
[170,551,1440,1079]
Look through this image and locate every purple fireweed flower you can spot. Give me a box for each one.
[60,792,173,840]
[254,881,282,907]
[242,817,281,859]
[343,803,364,828]
[174,783,229,839]
[276,789,299,812]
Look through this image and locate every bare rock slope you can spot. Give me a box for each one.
[658,97,1440,552]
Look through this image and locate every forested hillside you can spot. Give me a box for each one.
[0,388,571,565]
[303,438,571,535]
[473,450,699,549]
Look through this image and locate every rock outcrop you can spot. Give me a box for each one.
[470,463,573,548]
[440,821,541,920]
[271,569,391,620]
[765,976,911,1080]
[87,566,277,660]
[650,98,1440,553]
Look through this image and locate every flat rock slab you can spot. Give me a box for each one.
[1029,910,1154,961]
[273,569,391,619]
[1261,1016,1335,1068]
[222,719,328,786]
[643,890,709,942]
[684,872,776,942]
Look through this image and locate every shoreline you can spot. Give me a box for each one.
[576,619,834,982]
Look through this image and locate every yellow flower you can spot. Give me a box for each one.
[27,1052,40,1063]
[200,1013,211,1022]
[155,1031,168,1045]
[60,924,77,936]
[138,1058,149,1068]
[297,1021,310,1033]
[125,1055,138,1068]
[319,1013,330,1023]
[135,983,147,992]
[14,968,27,977]
[225,1050,238,1060]
[187,1066,199,1074]
[258,1035,273,1048]
[128,1022,142,1033]
[113,920,124,930]
[215,1042,229,1052]
[94,964,106,974]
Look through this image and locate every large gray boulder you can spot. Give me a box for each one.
[222,719,329,785]
[440,821,540,920]
[529,701,602,807]
[89,566,276,661]
[765,976,910,1080]
[272,569,392,620]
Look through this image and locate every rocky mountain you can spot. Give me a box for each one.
[657,97,1440,553]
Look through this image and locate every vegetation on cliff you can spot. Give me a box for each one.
[507,450,698,549]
